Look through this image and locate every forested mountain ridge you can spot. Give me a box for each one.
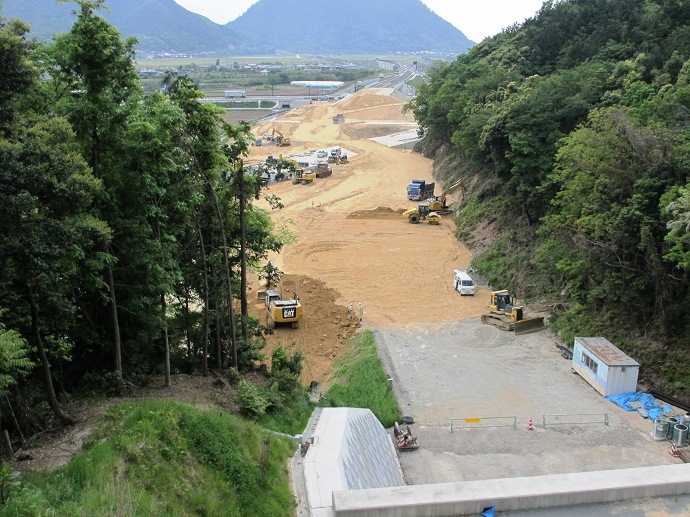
[0,0,473,55]
[0,0,241,52]
[227,0,474,54]
[408,0,690,397]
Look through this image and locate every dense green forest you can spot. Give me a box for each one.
[0,0,293,439]
[408,0,690,397]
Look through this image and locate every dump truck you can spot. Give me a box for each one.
[402,204,441,224]
[315,163,332,178]
[407,179,435,201]
[481,290,545,334]
[265,289,302,329]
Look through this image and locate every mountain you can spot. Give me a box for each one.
[0,0,473,55]
[0,0,240,53]
[227,0,474,54]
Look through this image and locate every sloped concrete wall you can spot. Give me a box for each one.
[301,408,403,516]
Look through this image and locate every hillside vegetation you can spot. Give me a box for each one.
[408,0,690,397]
[3,402,296,516]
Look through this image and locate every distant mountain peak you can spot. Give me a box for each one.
[229,0,474,54]
[1,0,473,55]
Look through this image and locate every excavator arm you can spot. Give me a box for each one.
[428,179,466,213]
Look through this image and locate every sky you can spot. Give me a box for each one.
[172,0,546,43]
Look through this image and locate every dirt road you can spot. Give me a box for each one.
[248,89,486,383]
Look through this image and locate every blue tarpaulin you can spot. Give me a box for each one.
[606,391,659,411]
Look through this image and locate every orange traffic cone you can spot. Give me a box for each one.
[669,444,679,457]
[527,418,534,431]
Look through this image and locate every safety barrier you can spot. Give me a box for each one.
[450,416,517,432]
[542,413,610,428]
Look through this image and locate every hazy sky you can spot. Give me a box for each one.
[172,0,546,42]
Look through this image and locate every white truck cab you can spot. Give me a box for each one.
[453,269,475,296]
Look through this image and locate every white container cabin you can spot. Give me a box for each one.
[572,337,640,397]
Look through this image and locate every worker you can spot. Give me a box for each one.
[347,302,353,320]
[358,302,363,322]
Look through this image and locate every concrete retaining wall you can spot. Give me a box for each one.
[333,464,690,516]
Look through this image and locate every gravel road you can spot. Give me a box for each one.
[373,319,681,486]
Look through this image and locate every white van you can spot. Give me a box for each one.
[453,269,475,296]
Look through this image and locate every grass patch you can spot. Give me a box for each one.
[323,331,402,428]
[4,401,296,516]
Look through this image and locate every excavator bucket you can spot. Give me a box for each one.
[514,317,545,335]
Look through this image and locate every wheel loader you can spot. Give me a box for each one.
[402,204,441,225]
[481,290,545,334]
[265,289,303,329]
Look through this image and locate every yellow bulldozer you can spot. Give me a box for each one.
[402,204,441,224]
[427,179,466,215]
[481,290,545,335]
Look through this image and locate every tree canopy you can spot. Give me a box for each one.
[408,0,690,397]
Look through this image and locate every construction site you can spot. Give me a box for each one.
[245,88,690,516]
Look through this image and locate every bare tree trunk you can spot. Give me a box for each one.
[27,286,75,425]
[162,294,171,387]
[105,257,123,386]
[207,182,238,369]
[198,221,210,377]
[238,168,249,346]
[211,260,222,370]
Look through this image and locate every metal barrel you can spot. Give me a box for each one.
[667,417,680,439]
[672,424,688,447]
[653,418,669,441]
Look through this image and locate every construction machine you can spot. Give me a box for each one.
[292,168,316,184]
[338,154,348,164]
[402,204,441,225]
[481,290,545,334]
[265,289,303,329]
[427,179,466,214]
[271,128,291,147]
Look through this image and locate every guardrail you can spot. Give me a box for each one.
[542,413,610,428]
[450,416,517,432]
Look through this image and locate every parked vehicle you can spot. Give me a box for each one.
[407,179,435,201]
[453,269,475,296]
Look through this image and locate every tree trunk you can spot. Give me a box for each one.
[162,293,171,387]
[27,286,75,425]
[211,259,222,371]
[198,221,210,377]
[106,258,123,386]
[238,168,249,347]
[207,182,238,369]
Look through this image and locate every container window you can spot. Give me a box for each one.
[582,352,598,375]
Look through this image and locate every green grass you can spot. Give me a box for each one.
[323,331,402,428]
[3,401,296,516]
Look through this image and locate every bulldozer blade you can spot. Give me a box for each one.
[514,317,545,335]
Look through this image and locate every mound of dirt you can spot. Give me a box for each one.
[255,274,360,386]
[336,89,402,111]
[346,206,405,219]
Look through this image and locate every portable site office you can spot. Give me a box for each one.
[572,337,640,397]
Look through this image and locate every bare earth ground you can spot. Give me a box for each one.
[14,90,690,515]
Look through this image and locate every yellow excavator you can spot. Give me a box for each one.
[427,179,466,215]
[481,290,545,335]
[271,128,291,147]
[276,155,315,184]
